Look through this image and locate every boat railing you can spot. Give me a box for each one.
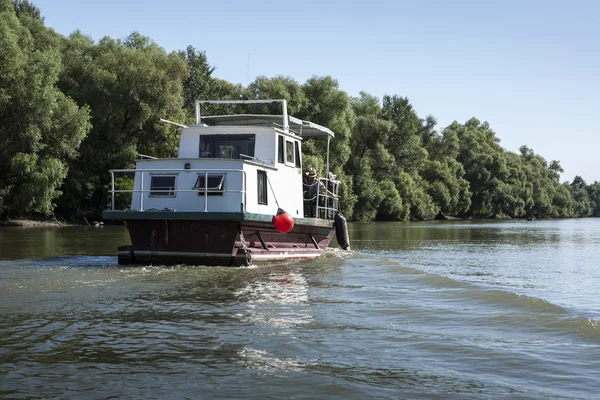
[137,154,158,160]
[108,168,247,212]
[239,154,275,166]
[303,178,340,219]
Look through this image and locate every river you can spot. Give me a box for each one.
[1,219,599,399]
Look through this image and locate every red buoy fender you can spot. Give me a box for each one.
[273,208,294,233]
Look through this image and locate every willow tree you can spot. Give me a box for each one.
[586,181,600,217]
[57,31,187,213]
[248,75,308,114]
[178,46,248,119]
[348,115,398,220]
[346,93,402,220]
[178,45,214,117]
[0,0,90,217]
[297,76,356,217]
[570,176,592,217]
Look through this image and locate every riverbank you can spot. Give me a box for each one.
[0,218,71,228]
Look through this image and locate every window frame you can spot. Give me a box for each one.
[257,170,268,205]
[285,139,295,167]
[193,174,225,196]
[199,134,256,160]
[149,174,177,197]
[277,135,284,164]
[294,141,302,168]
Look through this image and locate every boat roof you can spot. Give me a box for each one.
[199,114,335,138]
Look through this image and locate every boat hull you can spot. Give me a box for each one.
[104,211,335,266]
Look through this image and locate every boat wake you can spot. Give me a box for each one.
[354,252,600,342]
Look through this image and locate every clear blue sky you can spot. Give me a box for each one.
[35,0,599,183]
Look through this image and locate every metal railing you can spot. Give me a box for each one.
[108,168,247,212]
[303,178,340,219]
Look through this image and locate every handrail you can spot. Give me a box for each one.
[302,178,340,219]
[109,168,247,212]
[137,154,158,160]
[239,154,275,166]
[195,99,289,130]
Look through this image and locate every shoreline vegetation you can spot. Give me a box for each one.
[2,0,600,224]
[0,212,583,230]
[0,214,106,228]
[0,218,67,228]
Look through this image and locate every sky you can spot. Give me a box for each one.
[34,0,600,183]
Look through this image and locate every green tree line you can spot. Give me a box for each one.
[2,0,599,221]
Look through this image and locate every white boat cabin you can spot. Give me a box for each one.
[108,100,339,219]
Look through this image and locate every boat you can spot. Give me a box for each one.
[102,99,350,266]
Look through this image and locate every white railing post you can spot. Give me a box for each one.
[242,171,246,212]
[282,99,288,130]
[110,171,115,211]
[195,100,201,124]
[204,171,208,212]
[316,193,320,219]
[140,172,144,211]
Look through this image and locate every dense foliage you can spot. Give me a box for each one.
[0,0,90,217]
[1,1,599,220]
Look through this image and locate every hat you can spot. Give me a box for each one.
[306,167,317,177]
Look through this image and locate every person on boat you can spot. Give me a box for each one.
[305,168,337,199]
[304,167,336,218]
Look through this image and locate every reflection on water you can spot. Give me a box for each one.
[0,226,129,260]
[235,270,309,304]
[233,270,315,373]
[235,270,311,328]
[237,346,313,374]
[351,219,567,252]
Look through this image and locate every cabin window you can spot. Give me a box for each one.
[257,170,268,205]
[285,140,294,166]
[193,174,225,196]
[294,141,301,168]
[150,175,176,197]
[199,135,255,159]
[277,135,284,164]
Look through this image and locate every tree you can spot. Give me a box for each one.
[586,182,600,217]
[177,46,248,120]
[376,179,407,220]
[350,163,384,221]
[57,31,187,213]
[299,76,356,217]
[178,45,215,118]
[420,158,471,215]
[397,171,437,220]
[420,123,471,216]
[382,95,428,173]
[450,119,509,217]
[351,91,382,118]
[248,75,308,115]
[345,94,396,220]
[570,176,591,217]
[0,1,90,217]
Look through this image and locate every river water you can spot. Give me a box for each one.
[1,219,599,399]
